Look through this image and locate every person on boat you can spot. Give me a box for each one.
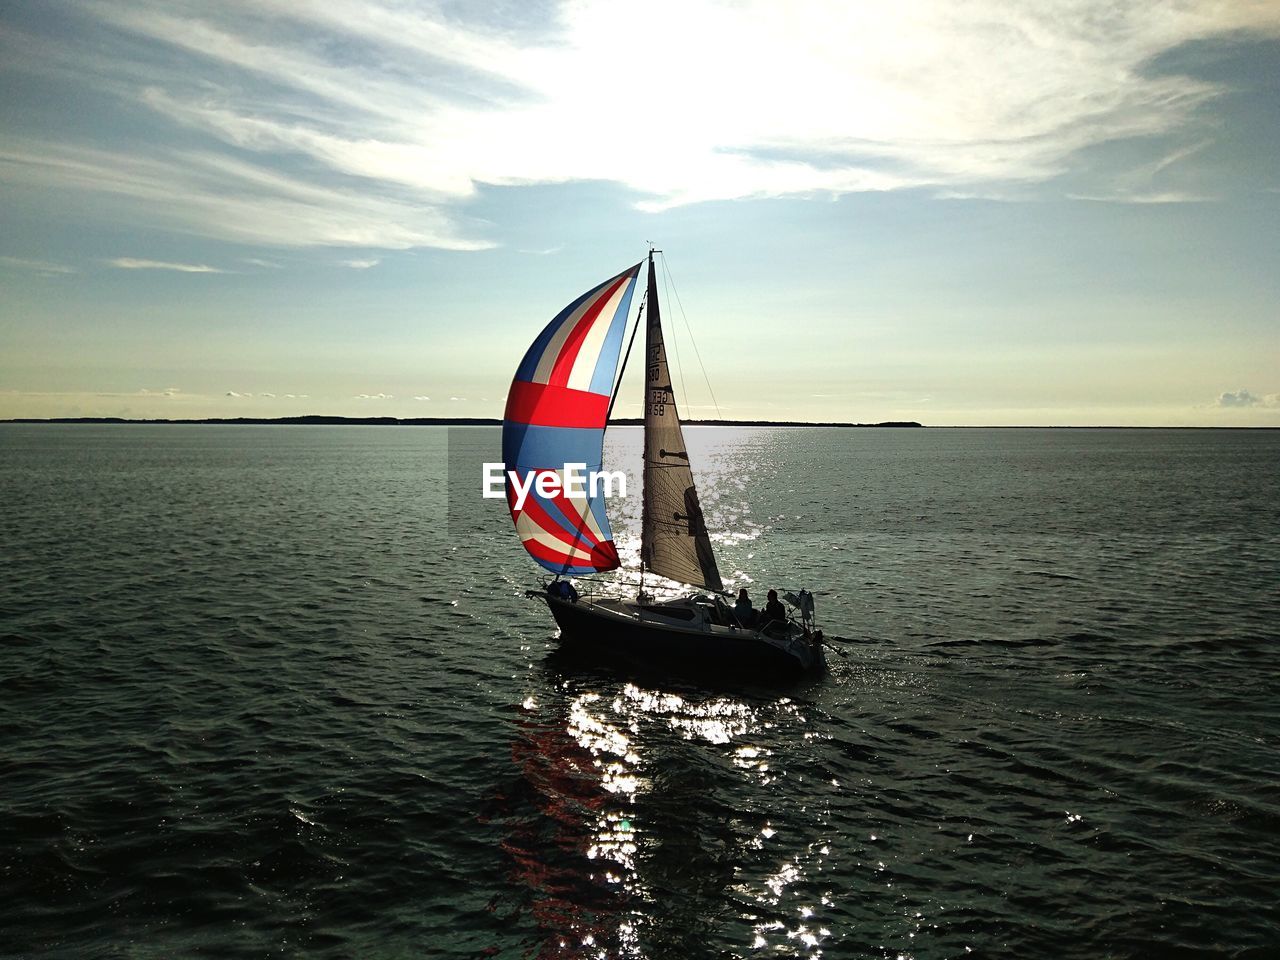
[763,589,787,629]
[548,579,579,603]
[733,588,755,627]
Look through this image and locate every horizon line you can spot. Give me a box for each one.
[3,416,1278,430]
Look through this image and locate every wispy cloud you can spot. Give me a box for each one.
[4,1,1279,249]
[1216,389,1278,408]
[0,140,487,251]
[108,257,225,273]
[354,393,393,400]
[413,395,431,401]
[1067,140,1219,204]
[1069,191,1215,204]
[6,389,183,399]
[341,258,380,269]
[0,255,76,275]
[226,390,308,399]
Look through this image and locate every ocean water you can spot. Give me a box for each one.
[1,424,1277,959]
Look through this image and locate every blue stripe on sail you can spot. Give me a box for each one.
[502,422,604,471]
[587,278,636,396]
[501,420,617,556]
[554,562,601,575]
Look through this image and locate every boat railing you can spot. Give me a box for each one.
[529,576,634,605]
[532,577,818,637]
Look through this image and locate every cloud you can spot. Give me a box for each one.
[341,258,380,269]
[0,256,76,275]
[0,140,489,251]
[3,1,1279,249]
[1065,139,1221,204]
[1216,389,1277,408]
[108,257,225,273]
[1068,191,1215,204]
[413,395,430,401]
[226,391,246,397]
[354,393,393,399]
[283,394,309,399]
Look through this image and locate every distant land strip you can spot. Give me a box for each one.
[2,415,924,428]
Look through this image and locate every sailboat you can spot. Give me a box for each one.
[502,250,825,679]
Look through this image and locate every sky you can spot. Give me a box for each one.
[1,0,1278,426]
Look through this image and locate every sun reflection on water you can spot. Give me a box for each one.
[503,675,838,958]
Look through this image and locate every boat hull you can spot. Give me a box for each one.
[541,595,825,682]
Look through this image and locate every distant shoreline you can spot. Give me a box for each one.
[1,415,924,428]
[2,417,1276,429]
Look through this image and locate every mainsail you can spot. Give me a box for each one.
[503,263,641,575]
[639,256,724,591]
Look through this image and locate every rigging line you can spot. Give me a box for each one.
[659,253,722,421]
[606,281,646,425]
[659,255,691,418]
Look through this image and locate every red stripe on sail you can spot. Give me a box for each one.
[505,380,609,429]
[512,491,601,555]
[506,469,600,550]
[547,274,630,387]
[523,535,620,572]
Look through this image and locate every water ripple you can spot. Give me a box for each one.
[1,425,1277,957]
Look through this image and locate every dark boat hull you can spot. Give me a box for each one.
[542,595,825,681]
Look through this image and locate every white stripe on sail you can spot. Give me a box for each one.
[514,510,599,562]
[566,283,628,392]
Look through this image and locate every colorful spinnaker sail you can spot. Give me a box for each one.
[502,263,641,574]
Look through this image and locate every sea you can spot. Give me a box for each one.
[1,424,1277,959]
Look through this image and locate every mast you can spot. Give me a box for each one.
[639,250,723,592]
